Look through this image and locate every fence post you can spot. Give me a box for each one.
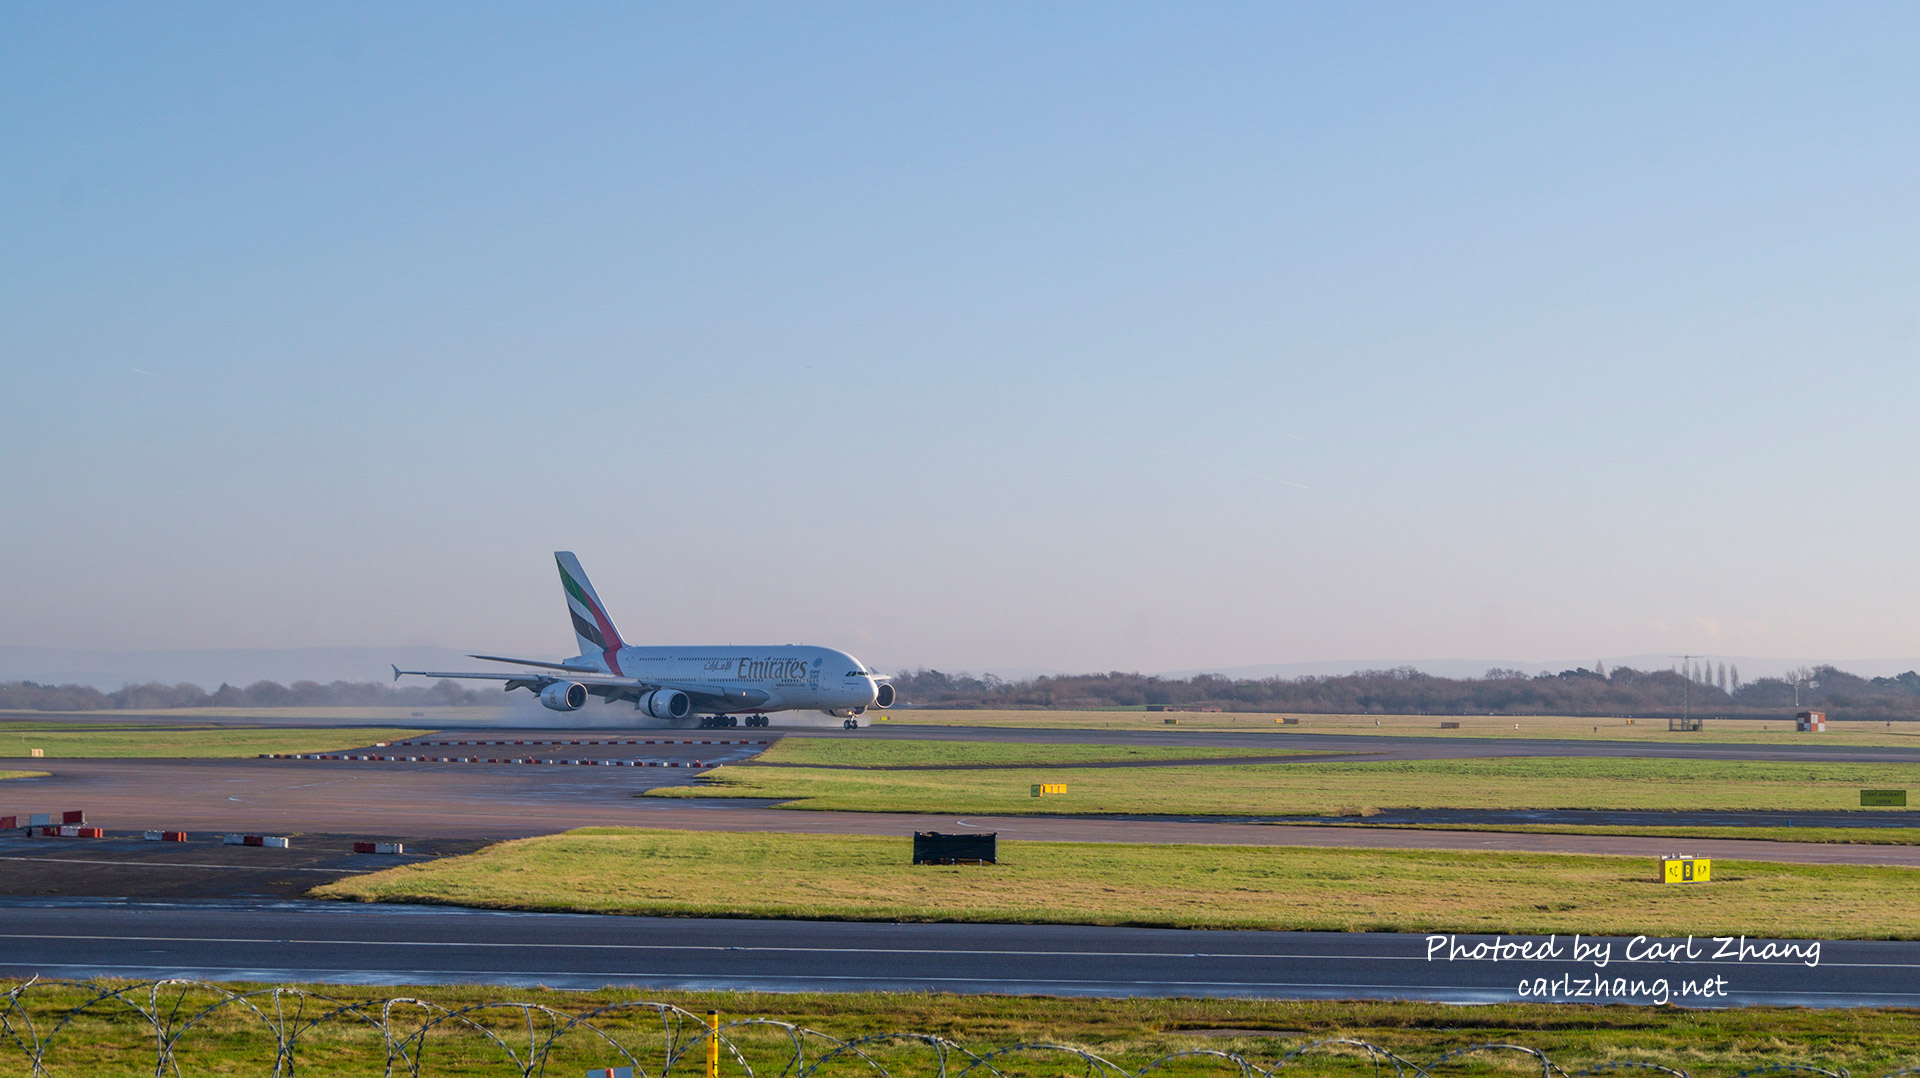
[707,1010,720,1078]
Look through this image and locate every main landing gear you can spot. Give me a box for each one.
[842,718,859,730]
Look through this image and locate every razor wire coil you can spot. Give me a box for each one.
[0,980,1897,1078]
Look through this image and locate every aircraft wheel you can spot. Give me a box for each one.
[843,718,858,730]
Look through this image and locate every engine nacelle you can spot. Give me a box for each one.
[540,681,588,712]
[640,689,691,720]
[874,682,896,708]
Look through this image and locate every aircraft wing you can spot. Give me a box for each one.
[391,665,770,710]
[468,653,593,672]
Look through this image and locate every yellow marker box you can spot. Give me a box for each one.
[1661,856,1711,884]
[1030,783,1067,797]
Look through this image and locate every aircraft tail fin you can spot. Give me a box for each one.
[555,551,626,658]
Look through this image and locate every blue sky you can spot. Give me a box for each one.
[3,4,1917,674]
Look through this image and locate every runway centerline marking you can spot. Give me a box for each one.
[0,932,1912,969]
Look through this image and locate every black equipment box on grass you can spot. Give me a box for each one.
[913,831,996,865]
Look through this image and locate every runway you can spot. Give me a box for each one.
[0,898,1910,1008]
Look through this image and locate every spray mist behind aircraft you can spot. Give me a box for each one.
[393,552,894,728]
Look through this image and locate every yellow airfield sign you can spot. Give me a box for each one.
[1661,856,1711,884]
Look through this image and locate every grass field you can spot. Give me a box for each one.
[0,726,428,758]
[9,981,1920,1078]
[0,770,49,781]
[314,827,1920,938]
[754,738,1317,767]
[1305,822,1920,845]
[879,709,1920,745]
[651,750,1920,815]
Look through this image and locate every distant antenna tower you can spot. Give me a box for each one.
[1670,654,1703,721]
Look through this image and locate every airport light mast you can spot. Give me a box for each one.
[1793,672,1819,708]
[1671,654,1701,723]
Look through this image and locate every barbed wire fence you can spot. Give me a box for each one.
[0,979,1885,1078]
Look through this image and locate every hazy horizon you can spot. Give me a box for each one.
[5,5,1917,675]
[4,643,1913,695]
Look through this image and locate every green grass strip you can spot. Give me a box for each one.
[0,727,428,759]
[755,737,1320,767]
[9,980,1920,1076]
[1297,821,1920,845]
[651,755,1920,815]
[314,827,1920,939]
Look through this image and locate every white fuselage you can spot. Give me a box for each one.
[568,644,881,715]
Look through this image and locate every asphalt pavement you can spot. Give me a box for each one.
[0,899,1909,1008]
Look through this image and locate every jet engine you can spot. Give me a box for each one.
[874,682,896,708]
[640,689,691,720]
[540,681,588,712]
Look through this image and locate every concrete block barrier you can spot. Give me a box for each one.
[392,738,769,748]
[270,751,723,768]
[143,830,188,841]
[15,813,87,830]
[353,841,406,854]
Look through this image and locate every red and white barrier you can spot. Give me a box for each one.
[263,754,715,767]
[143,830,188,842]
[7,811,85,830]
[389,739,767,747]
[352,841,405,854]
[224,834,291,848]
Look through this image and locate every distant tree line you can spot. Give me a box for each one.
[890,663,1920,721]
[11,663,1920,720]
[0,678,484,712]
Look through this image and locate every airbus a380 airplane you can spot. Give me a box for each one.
[393,552,895,728]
